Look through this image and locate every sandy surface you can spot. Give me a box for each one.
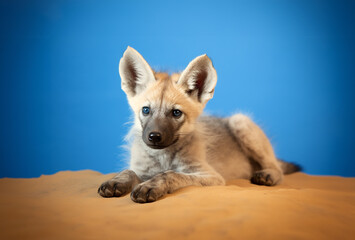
[0,171,354,240]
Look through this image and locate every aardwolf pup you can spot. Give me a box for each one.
[98,47,300,203]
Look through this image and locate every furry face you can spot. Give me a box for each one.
[135,75,201,149]
[119,47,217,149]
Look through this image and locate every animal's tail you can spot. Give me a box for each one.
[277,159,302,174]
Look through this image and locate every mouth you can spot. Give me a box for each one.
[145,136,179,150]
[145,144,168,149]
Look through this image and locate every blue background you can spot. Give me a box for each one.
[1,0,354,178]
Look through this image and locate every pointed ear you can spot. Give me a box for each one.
[177,54,217,103]
[119,47,156,97]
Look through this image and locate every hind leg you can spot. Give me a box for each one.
[228,114,283,186]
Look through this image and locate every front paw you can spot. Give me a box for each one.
[251,169,283,186]
[130,182,166,203]
[98,180,132,198]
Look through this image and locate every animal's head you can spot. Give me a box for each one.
[119,47,217,149]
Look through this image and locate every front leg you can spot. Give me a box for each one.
[98,169,141,198]
[130,170,224,203]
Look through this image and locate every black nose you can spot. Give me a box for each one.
[148,132,162,143]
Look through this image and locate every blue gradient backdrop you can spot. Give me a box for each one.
[1,0,354,178]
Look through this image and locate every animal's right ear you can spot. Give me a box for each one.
[119,47,156,98]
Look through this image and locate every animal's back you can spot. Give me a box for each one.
[198,115,255,180]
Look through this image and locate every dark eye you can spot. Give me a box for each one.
[172,109,182,118]
[142,106,150,115]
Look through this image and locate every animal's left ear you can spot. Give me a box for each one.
[177,54,217,103]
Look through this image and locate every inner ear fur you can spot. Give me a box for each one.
[119,46,156,98]
[177,54,217,103]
